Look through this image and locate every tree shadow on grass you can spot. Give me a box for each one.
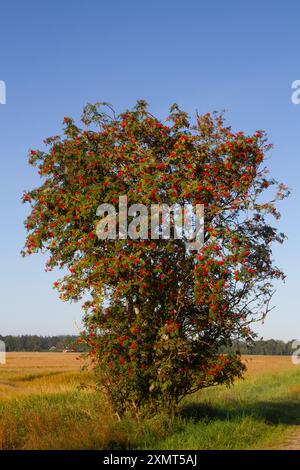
[180,399,300,426]
[107,400,300,450]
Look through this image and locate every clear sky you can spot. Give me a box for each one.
[0,0,299,340]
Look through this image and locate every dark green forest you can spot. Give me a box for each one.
[0,335,297,355]
[0,335,79,352]
[219,339,298,356]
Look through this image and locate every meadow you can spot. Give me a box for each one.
[0,353,299,450]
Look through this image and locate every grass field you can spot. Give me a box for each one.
[0,353,299,450]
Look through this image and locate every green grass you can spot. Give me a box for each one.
[0,368,299,449]
[151,369,300,450]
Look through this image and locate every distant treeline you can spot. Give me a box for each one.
[0,335,298,354]
[219,339,297,356]
[0,335,79,352]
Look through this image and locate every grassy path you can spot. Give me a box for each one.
[279,429,300,450]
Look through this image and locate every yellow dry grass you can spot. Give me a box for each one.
[3,351,81,373]
[0,352,296,400]
[0,352,90,399]
[5,352,296,372]
[243,355,297,377]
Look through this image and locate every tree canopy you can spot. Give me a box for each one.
[23,101,289,415]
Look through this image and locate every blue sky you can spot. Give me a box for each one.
[0,0,299,339]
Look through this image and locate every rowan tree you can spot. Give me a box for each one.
[22,101,289,416]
